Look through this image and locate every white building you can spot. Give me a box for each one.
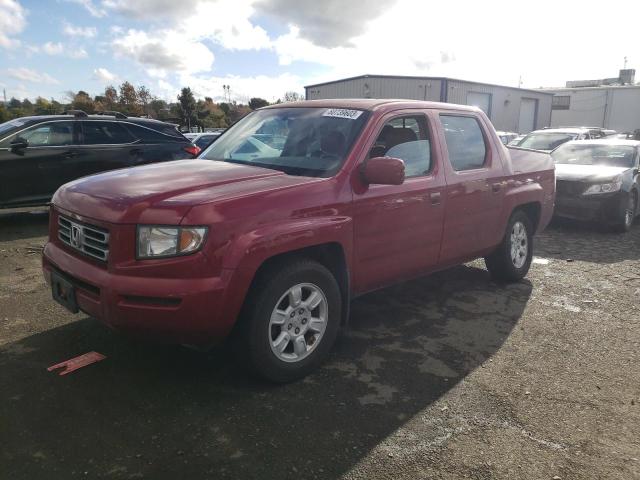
[304,74,553,133]
[542,69,640,132]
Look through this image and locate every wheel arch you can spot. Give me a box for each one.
[247,243,351,326]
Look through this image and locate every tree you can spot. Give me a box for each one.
[34,97,52,115]
[177,87,197,130]
[198,97,227,128]
[248,97,269,110]
[119,81,141,115]
[104,85,118,109]
[283,91,303,103]
[137,85,151,116]
[71,90,95,113]
[149,98,169,119]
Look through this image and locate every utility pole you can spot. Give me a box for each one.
[624,56,628,69]
[518,75,523,88]
[2,88,6,104]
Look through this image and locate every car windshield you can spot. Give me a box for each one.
[200,107,369,177]
[553,144,637,168]
[0,118,29,137]
[518,132,577,151]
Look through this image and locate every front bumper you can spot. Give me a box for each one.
[554,192,625,223]
[43,241,237,345]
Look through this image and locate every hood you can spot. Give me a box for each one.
[53,160,316,224]
[555,163,629,182]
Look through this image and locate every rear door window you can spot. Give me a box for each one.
[124,123,179,143]
[440,115,487,171]
[81,121,135,145]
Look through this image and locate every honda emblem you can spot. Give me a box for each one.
[70,224,83,249]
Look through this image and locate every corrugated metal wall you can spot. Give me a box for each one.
[547,86,640,132]
[306,76,552,133]
[445,79,552,132]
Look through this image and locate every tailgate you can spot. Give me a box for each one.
[506,146,554,175]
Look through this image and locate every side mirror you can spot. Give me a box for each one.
[361,156,405,186]
[10,138,28,151]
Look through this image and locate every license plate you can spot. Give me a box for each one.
[51,272,79,313]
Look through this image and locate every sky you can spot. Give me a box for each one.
[1,0,639,104]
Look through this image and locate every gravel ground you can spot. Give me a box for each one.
[0,210,638,480]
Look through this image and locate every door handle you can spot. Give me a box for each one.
[63,151,78,158]
[130,148,143,156]
[430,192,442,205]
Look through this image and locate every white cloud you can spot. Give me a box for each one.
[67,0,106,17]
[269,0,640,90]
[0,0,27,48]
[255,0,394,48]
[93,67,118,83]
[112,29,215,76]
[102,0,200,18]
[107,0,270,76]
[69,47,88,59]
[7,68,59,84]
[39,41,87,59]
[42,41,64,55]
[63,23,97,38]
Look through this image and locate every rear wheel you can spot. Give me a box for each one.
[485,210,533,282]
[614,191,636,233]
[239,259,341,383]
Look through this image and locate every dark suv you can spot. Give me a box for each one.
[0,111,200,209]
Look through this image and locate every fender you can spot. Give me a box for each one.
[223,215,353,272]
[216,216,354,331]
[497,180,544,234]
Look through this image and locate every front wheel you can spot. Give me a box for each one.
[239,259,341,383]
[613,191,636,233]
[485,211,533,282]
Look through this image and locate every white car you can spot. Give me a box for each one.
[496,131,519,145]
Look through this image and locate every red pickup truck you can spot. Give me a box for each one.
[43,99,555,382]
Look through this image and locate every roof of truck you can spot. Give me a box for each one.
[262,98,482,113]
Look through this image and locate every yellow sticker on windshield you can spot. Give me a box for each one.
[323,109,363,120]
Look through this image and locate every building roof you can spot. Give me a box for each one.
[304,74,554,96]
[263,98,483,113]
[541,84,640,92]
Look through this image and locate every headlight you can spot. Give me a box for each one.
[137,226,207,259]
[583,180,622,195]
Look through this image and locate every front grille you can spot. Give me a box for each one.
[58,216,110,261]
[556,180,586,196]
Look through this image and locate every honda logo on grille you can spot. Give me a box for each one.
[70,224,83,249]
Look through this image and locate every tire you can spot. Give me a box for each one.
[484,210,533,282]
[613,191,636,233]
[238,259,341,383]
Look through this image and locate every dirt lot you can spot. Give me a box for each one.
[0,210,639,480]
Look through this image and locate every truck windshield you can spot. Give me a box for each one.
[199,107,369,177]
[553,144,637,168]
[518,132,577,151]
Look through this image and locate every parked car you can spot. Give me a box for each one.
[183,132,222,150]
[557,126,610,138]
[515,127,595,152]
[0,111,200,209]
[508,134,525,146]
[496,131,519,145]
[42,99,555,382]
[552,139,640,231]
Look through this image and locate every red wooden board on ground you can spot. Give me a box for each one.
[47,352,107,376]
